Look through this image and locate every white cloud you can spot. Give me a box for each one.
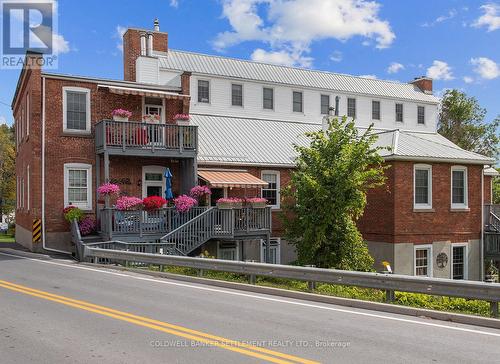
[463,76,474,83]
[387,62,404,74]
[426,60,454,80]
[472,4,500,31]
[421,9,457,27]
[115,25,127,52]
[214,0,395,67]
[330,50,342,63]
[170,0,179,7]
[251,48,312,67]
[52,33,70,54]
[471,57,500,79]
[358,74,377,79]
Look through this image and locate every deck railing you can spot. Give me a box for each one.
[95,120,198,153]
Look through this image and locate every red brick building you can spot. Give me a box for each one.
[12,22,497,280]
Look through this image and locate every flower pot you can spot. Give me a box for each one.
[217,202,233,209]
[113,115,129,122]
[176,119,190,126]
[250,202,267,209]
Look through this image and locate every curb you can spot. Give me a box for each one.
[81,262,500,330]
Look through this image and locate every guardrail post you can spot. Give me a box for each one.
[385,289,395,303]
[304,265,317,291]
[246,260,257,284]
[490,301,499,318]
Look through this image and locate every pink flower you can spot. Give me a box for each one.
[97,183,120,196]
[78,216,96,236]
[111,109,132,118]
[246,197,267,203]
[216,197,244,204]
[189,185,211,200]
[116,196,143,211]
[174,113,190,121]
[174,195,198,213]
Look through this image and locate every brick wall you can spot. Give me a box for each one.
[484,175,492,204]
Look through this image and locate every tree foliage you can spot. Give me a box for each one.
[0,124,16,216]
[282,116,387,271]
[493,169,500,204]
[438,89,499,158]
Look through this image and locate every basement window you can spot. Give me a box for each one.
[414,245,432,277]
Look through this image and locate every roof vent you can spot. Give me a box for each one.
[154,18,160,32]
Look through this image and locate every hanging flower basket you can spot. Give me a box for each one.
[174,113,190,126]
[97,183,120,197]
[246,197,267,208]
[216,198,244,209]
[174,195,198,213]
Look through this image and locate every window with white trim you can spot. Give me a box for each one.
[63,87,91,133]
[414,164,432,209]
[320,94,330,115]
[231,83,243,106]
[347,98,356,118]
[293,91,303,113]
[263,87,274,110]
[417,105,425,124]
[451,166,468,209]
[197,80,210,103]
[452,244,467,280]
[395,103,403,122]
[261,171,280,208]
[414,245,432,277]
[64,163,92,210]
[372,100,381,120]
[217,241,239,261]
[260,238,281,264]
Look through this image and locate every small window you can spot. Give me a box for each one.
[451,166,468,208]
[231,84,243,106]
[414,164,432,209]
[452,244,467,280]
[417,105,425,124]
[64,163,92,210]
[321,94,330,115]
[293,91,303,113]
[372,100,381,120]
[63,87,90,133]
[347,98,356,118]
[395,103,403,122]
[414,245,432,277]
[197,80,210,103]
[263,87,274,110]
[218,241,239,261]
[261,238,281,264]
[261,171,280,209]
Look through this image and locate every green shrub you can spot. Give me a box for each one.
[63,206,84,222]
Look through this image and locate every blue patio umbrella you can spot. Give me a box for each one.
[164,168,174,200]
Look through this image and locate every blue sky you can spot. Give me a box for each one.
[1,0,499,126]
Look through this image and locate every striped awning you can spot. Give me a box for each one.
[198,170,268,188]
[98,84,189,100]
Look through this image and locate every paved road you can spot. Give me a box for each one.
[0,250,499,364]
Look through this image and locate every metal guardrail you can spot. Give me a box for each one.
[82,246,500,318]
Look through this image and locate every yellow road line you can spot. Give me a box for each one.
[0,279,320,364]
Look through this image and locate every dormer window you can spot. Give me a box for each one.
[198,80,210,103]
[231,84,243,106]
[293,91,303,113]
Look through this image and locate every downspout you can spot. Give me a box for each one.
[41,75,71,254]
[480,167,484,281]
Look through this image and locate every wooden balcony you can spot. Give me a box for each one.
[95,120,198,158]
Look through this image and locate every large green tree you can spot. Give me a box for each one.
[438,89,499,158]
[0,124,16,217]
[282,116,387,271]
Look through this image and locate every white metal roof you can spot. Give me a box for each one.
[158,50,440,104]
[191,114,494,166]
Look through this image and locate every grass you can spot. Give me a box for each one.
[136,265,492,318]
[0,234,15,243]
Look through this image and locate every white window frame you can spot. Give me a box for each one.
[217,241,240,261]
[450,166,468,209]
[413,164,432,210]
[451,243,468,280]
[414,244,433,277]
[417,105,425,125]
[197,79,211,104]
[260,238,281,264]
[347,97,356,119]
[261,170,280,209]
[142,97,166,123]
[26,92,29,136]
[292,90,303,113]
[262,86,274,110]
[371,99,381,121]
[320,94,330,115]
[231,83,244,107]
[142,165,166,199]
[395,102,404,123]
[64,163,92,210]
[62,87,91,134]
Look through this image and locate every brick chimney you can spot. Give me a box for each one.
[123,19,168,82]
[410,76,433,94]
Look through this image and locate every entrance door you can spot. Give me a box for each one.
[210,188,227,206]
[142,166,166,198]
[144,97,165,146]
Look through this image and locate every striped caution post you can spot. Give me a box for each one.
[32,219,42,244]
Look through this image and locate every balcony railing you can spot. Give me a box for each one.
[99,206,272,241]
[95,120,198,156]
